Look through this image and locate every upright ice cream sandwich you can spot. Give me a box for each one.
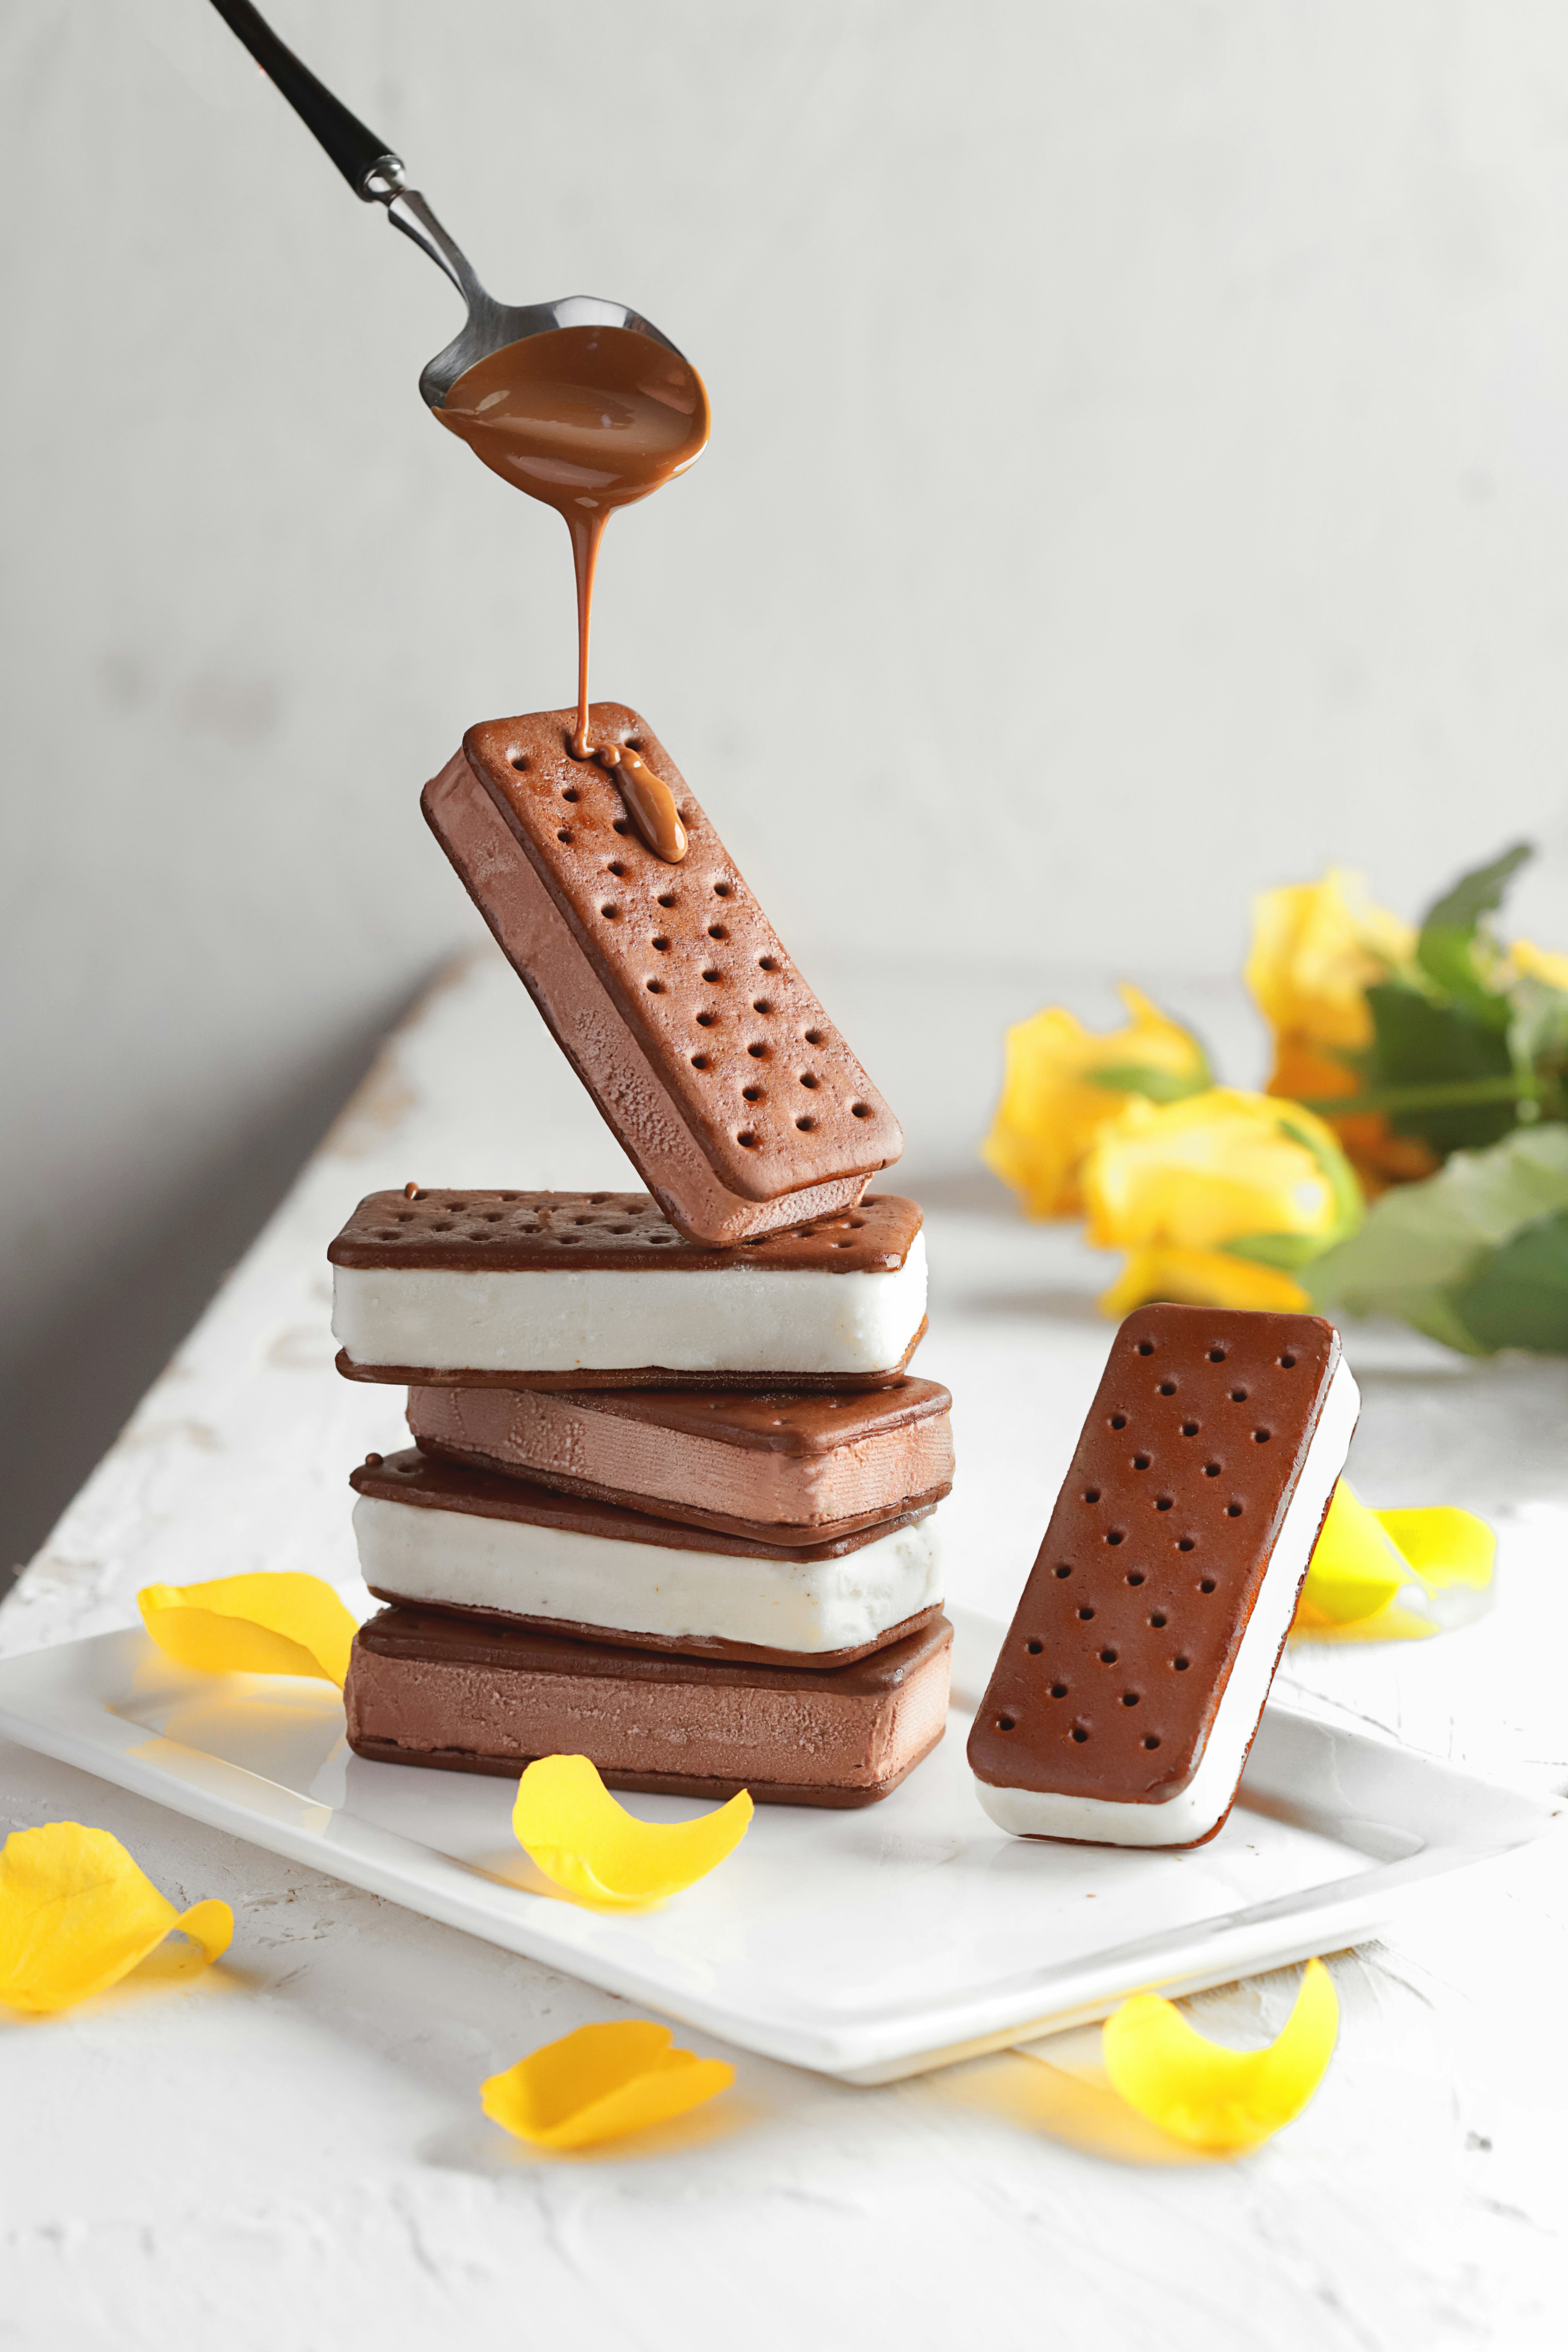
[422,705,902,1246]
[406,1376,954,1541]
[968,1305,1357,1848]
[329,1190,927,1390]
[345,1605,953,1805]
[349,1449,943,1666]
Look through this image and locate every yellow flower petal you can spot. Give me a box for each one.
[481,2020,735,2150]
[139,1573,359,1687]
[1293,1481,1411,1628]
[1293,1489,1496,1642]
[982,986,1208,1220]
[0,1824,233,2014]
[1098,1246,1310,1320]
[1083,1089,1352,1256]
[1375,1506,1495,1594]
[1508,938,1568,994]
[1102,1959,1338,2153]
[512,1755,753,1907]
[1246,871,1414,1055]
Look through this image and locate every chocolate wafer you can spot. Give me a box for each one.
[421,705,902,1246]
[968,1304,1358,1848]
[406,1377,954,1541]
[329,1189,927,1390]
[351,1449,944,1666]
[345,1605,952,1805]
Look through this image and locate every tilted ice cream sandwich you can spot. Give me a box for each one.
[968,1305,1357,1848]
[421,705,902,1246]
[329,1190,927,1391]
[351,1450,944,1666]
[407,1376,954,1542]
[345,1605,952,1806]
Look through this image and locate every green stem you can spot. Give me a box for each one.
[1300,1076,1530,1116]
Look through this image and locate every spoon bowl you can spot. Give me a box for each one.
[207,3,697,404]
[374,173,691,410]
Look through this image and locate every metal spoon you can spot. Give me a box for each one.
[207,0,689,407]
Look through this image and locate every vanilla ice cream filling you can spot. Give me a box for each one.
[334,1232,926,1375]
[353,1492,944,1654]
[975,1355,1359,1847]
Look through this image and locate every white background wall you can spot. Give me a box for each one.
[7,0,1568,1561]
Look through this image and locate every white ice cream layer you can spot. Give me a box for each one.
[354,1492,943,1654]
[334,1232,927,1375]
[975,1354,1360,1847]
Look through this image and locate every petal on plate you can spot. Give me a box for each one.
[1293,1481,1412,1629]
[1293,1488,1496,1641]
[1102,1959,1338,2153]
[481,2020,735,2150]
[511,1755,753,1906]
[139,1573,359,1686]
[0,1824,233,2014]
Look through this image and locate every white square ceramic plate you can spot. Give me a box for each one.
[0,1608,1547,2081]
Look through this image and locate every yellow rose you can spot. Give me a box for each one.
[981,986,1209,1220]
[1246,870,1430,1197]
[1081,1088,1363,1318]
[1246,869,1413,1053]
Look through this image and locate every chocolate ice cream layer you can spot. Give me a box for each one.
[406,1377,954,1540]
[345,1607,952,1807]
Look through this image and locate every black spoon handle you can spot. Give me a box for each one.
[207,0,404,198]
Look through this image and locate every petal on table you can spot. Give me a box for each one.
[1102,1959,1338,2154]
[0,1824,233,2014]
[139,1573,359,1686]
[511,1755,752,1906]
[481,2020,735,2150]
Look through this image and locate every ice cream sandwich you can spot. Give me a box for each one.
[406,1376,953,1541]
[351,1450,944,1666]
[345,1605,952,1805]
[329,1189,927,1390]
[968,1304,1357,1848]
[421,705,902,1247]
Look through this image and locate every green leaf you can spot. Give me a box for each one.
[1084,1060,1211,1105]
[1363,982,1516,1151]
[1416,842,1533,1019]
[1222,1231,1333,1272]
[1446,1209,1568,1354]
[1306,1124,1568,1351]
[1420,841,1534,937]
[1507,976,1568,1094]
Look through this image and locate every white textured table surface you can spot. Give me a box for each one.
[4,951,1565,2352]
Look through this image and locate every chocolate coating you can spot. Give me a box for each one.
[422,706,902,1243]
[328,1188,922,1275]
[350,1447,937,1563]
[967,1305,1341,1805]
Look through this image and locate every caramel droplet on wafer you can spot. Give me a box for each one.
[596,741,688,863]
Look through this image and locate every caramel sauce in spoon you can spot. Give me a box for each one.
[436,323,708,859]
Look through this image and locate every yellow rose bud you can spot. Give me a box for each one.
[1246,870,1429,1198]
[1081,1089,1362,1318]
[1246,870,1413,1057]
[981,986,1209,1220]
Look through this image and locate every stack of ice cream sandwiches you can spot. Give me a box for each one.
[332,706,956,1806]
